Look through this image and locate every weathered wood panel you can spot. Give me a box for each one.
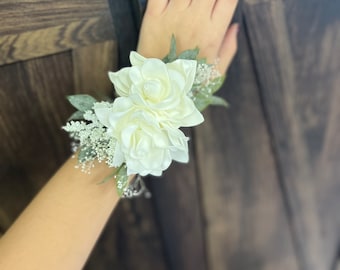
[0,0,115,66]
[194,14,299,270]
[85,199,169,270]
[149,128,207,270]
[0,15,115,65]
[0,51,75,237]
[244,0,340,269]
[0,1,112,35]
[72,40,117,99]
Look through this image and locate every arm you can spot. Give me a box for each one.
[0,0,238,269]
[0,157,125,270]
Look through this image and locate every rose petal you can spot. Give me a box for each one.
[93,102,112,127]
[130,51,146,66]
[167,59,197,93]
[108,69,132,97]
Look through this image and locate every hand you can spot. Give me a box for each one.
[137,0,239,73]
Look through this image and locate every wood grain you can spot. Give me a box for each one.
[194,15,299,270]
[0,52,75,233]
[0,15,115,66]
[0,0,111,36]
[85,199,169,270]
[244,0,340,269]
[149,129,207,270]
[72,40,118,99]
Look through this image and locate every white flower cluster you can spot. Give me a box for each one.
[93,52,204,176]
[63,110,118,172]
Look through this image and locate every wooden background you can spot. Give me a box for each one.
[0,0,339,270]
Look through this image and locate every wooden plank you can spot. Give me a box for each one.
[243,0,340,269]
[72,40,118,99]
[0,52,75,229]
[85,199,169,270]
[0,15,115,66]
[194,14,299,270]
[149,128,207,270]
[0,0,111,35]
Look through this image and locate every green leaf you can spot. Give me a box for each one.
[78,147,95,163]
[67,110,84,121]
[177,47,200,60]
[163,34,177,63]
[193,92,212,112]
[114,165,129,196]
[67,94,97,112]
[197,58,207,65]
[210,96,229,108]
[98,170,117,185]
[210,75,226,94]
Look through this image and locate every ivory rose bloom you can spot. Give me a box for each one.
[108,52,204,128]
[94,99,190,176]
[92,52,205,176]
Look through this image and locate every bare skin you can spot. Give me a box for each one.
[0,1,238,269]
[138,0,239,72]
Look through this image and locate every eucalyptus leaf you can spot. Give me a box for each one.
[67,94,97,112]
[197,58,207,65]
[68,110,84,121]
[178,47,200,60]
[163,35,177,63]
[115,165,129,196]
[98,170,117,185]
[78,147,95,163]
[210,96,229,108]
[193,92,212,112]
[210,75,226,94]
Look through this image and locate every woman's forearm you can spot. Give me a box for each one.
[0,157,122,270]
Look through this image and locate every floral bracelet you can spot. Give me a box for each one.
[63,36,227,198]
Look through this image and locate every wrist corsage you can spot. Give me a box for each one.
[63,36,227,198]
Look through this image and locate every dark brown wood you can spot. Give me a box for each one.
[72,40,118,99]
[0,1,112,36]
[149,129,207,270]
[0,51,75,235]
[85,199,169,270]
[0,15,114,66]
[243,0,340,269]
[194,14,299,270]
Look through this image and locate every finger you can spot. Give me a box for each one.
[211,0,238,23]
[146,0,169,15]
[217,23,239,73]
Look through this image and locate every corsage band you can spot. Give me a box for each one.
[63,36,227,198]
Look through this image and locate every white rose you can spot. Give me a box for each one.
[94,98,189,176]
[108,52,204,128]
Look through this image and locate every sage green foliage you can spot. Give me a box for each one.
[97,165,129,197]
[192,75,228,112]
[114,165,129,196]
[66,94,98,120]
[163,35,228,112]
